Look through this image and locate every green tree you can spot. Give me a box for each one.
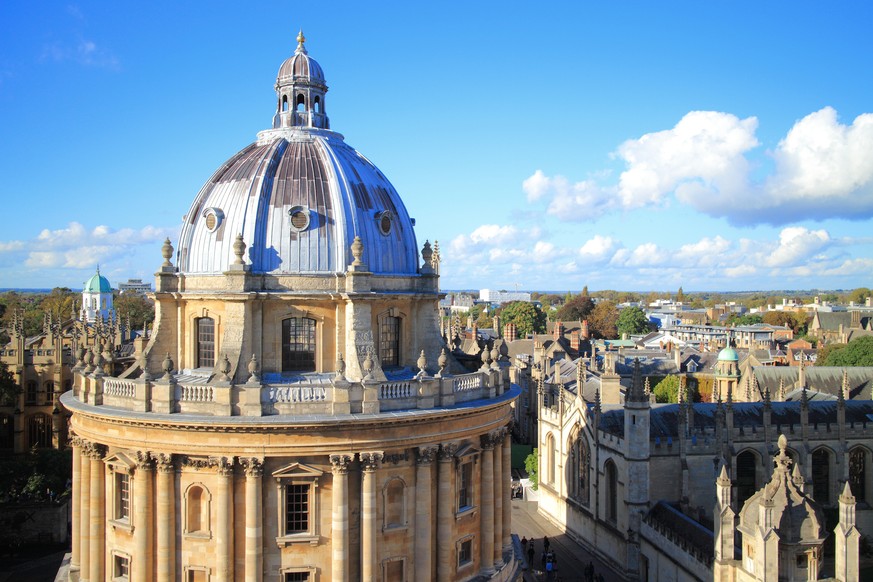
[849,287,871,305]
[588,300,619,339]
[0,362,20,406]
[617,306,651,337]
[555,295,594,322]
[728,313,763,327]
[652,375,680,403]
[114,292,156,329]
[581,285,589,297]
[40,287,76,321]
[524,449,539,491]
[497,301,547,338]
[676,286,685,302]
[762,311,810,335]
[818,336,873,367]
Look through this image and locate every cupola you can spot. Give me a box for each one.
[272,31,329,130]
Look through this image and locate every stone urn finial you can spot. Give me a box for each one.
[247,353,260,383]
[417,349,428,376]
[233,234,246,265]
[218,353,231,381]
[162,352,174,379]
[363,349,374,381]
[75,345,86,368]
[161,238,174,267]
[351,236,364,267]
[420,240,434,274]
[139,351,151,381]
[436,348,448,378]
[335,352,346,382]
[490,344,500,369]
[482,347,491,367]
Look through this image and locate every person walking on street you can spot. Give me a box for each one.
[527,541,535,570]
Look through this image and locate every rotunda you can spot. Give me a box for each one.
[63,34,518,582]
[81,267,113,323]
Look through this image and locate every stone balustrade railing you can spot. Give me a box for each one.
[72,365,509,417]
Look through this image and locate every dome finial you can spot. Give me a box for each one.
[296,29,307,53]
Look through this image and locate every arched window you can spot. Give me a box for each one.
[27,413,52,448]
[383,477,406,529]
[0,414,13,449]
[196,317,215,369]
[812,448,832,505]
[546,433,556,486]
[849,448,868,504]
[282,317,316,372]
[736,450,759,509]
[45,381,54,405]
[605,459,618,522]
[572,435,590,505]
[185,484,211,535]
[313,96,321,113]
[296,94,305,112]
[380,316,401,368]
[282,95,288,112]
[26,381,37,404]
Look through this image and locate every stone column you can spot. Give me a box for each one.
[88,444,105,582]
[480,435,496,576]
[155,454,176,582]
[70,437,82,578]
[437,443,457,582]
[134,452,154,582]
[79,442,91,582]
[502,430,512,550]
[242,458,264,582]
[360,452,383,582]
[415,447,437,582]
[330,454,353,582]
[215,457,235,582]
[493,433,503,569]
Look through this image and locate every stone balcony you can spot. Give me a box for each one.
[73,364,510,418]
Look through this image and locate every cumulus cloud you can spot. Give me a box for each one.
[579,235,619,262]
[525,107,873,225]
[763,227,830,267]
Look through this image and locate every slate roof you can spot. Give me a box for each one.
[597,400,873,438]
[750,366,873,400]
[644,502,714,565]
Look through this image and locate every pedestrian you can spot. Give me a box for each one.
[527,542,535,568]
[585,561,594,582]
[521,536,528,550]
[543,535,551,552]
[541,550,547,570]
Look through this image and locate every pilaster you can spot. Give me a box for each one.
[134,451,154,582]
[241,458,264,582]
[492,432,503,570]
[330,453,353,582]
[415,447,437,582]
[155,453,176,582]
[437,443,457,582]
[479,436,496,577]
[360,451,383,582]
[88,443,105,582]
[215,457,234,582]
[502,430,512,550]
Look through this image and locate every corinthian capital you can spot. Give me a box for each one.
[360,451,384,472]
[330,453,353,474]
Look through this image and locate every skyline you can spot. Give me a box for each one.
[1,2,872,292]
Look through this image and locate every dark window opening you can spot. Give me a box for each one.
[285,484,310,533]
[282,318,316,372]
[197,317,215,369]
[380,316,401,367]
[812,449,831,505]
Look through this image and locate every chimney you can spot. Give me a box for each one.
[581,320,590,339]
[504,323,517,342]
[554,321,564,340]
[493,315,501,338]
[471,322,478,339]
[851,310,861,329]
[570,330,580,352]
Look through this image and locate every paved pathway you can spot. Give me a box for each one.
[512,498,626,582]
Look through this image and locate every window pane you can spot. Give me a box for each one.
[282,318,316,372]
[380,316,400,367]
[286,484,310,533]
[197,318,215,369]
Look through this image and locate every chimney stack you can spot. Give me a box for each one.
[504,322,517,342]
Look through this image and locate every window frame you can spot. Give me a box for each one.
[273,462,323,546]
[454,443,479,516]
[281,317,317,373]
[183,482,212,539]
[382,476,408,532]
[112,551,131,582]
[456,535,474,571]
[196,317,216,369]
[105,452,136,533]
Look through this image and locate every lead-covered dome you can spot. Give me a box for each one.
[84,268,112,293]
[177,34,418,276]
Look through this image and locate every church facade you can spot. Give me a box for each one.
[62,34,518,582]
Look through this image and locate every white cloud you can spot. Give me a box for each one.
[625,243,667,267]
[579,235,619,262]
[764,227,830,267]
[525,107,873,225]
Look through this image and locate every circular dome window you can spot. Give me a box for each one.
[288,205,311,231]
[377,210,393,236]
[201,207,224,232]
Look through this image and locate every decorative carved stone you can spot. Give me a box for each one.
[135,450,154,470]
[383,451,409,465]
[139,351,151,381]
[335,352,346,382]
[214,456,234,476]
[247,353,260,383]
[360,451,384,471]
[438,443,458,461]
[350,236,364,267]
[161,238,174,267]
[416,446,437,465]
[155,453,175,473]
[232,234,246,265]
[436,348,448,378]
[330,453,353,474]
[181,456,218,470]
[162,352,174,379]
[240,457,264,477]
[362,350,374,381]
[218,354,232,381]
[490,345,500,369]
[480,433,497,450]
[417,349,428,376]
[85,443,106,460]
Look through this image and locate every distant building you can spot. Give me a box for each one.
[117,278,152,294]
[81,268,113,323]
[480,288,531,303]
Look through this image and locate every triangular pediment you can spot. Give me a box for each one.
[104,451,135,470]
[272,461,324,479]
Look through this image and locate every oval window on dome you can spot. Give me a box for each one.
[377,210,393,236]
[201,208,224,233]
[288,205,310,232]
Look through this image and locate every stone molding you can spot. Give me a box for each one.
[330,453,353,474]
[155,453,175,473]
[240,457,264,477]
[416,446,437,465]
[359,451,384,472]
[438,442,458,461]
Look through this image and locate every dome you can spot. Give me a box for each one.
[83,269,111,293]
[717,347,738,362]
[177,34,419,276]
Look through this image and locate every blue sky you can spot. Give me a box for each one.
[1,1,872,292]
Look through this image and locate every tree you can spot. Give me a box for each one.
[581,285,589,297]
[617,306,651,337]
[497,301,547,338]
[762,311,810,335]
[40,287,76,321]
[114,292,156,329]
[652,375,680,403]
[588,300,619,339]
[555,295,594,322]
[676,286,685,303]
[849,287,871,305]
[818,336,873,367]
[728,313,763,327]
[524,450,538,491]
[0,362,20,406]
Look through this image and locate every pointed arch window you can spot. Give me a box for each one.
[811,448,832,505]
[571,434,590,505]
[605,459,618,522]
[849,447,868,504]
[27,413,52,448]
[282,317,316,372]
[546,433,556,486]
[736,450,759,509]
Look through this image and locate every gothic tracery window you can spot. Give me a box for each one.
[849,448,868,504]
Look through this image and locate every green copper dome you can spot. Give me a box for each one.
[84,269,112,293]
[717,347,739,362]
